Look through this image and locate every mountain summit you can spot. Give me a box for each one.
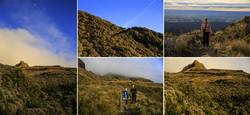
[78,11,163,57]
[15,60,29,68]
[181,60,206,72]
[181,60,246,75]
[239,16,250,24]
[78,58,85,69]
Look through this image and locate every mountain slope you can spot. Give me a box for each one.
[164,60,250,114]
[78,60,163,114]
[165,16,250,57]
[0,61,76,115]
[78,11,163,57]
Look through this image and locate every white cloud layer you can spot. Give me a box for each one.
[164,0,250,11]
[0,28,75,67]
[0,0,76,67]
[80,58,163,83]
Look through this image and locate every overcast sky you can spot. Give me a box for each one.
[80,58,163,83]
[164,0,250,11]
[164,58,250,73]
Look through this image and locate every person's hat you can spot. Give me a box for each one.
[204,18,208,20]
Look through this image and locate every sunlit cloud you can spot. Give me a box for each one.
[164,0,250,11]
[0,0,76,66]
[0,28,75,67]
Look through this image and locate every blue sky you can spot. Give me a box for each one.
[79,0,163,33]
[0,0,76,66]
[164,0,250,11]
[80,58,163,83]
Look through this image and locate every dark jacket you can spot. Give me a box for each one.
[130,88,137,95]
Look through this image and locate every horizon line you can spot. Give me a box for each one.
[164,8,250,12]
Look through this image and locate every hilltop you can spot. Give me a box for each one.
[78,59,163,114]
[164,60,250,114]
[165,16,250,57]
[78,11,163,57]
[0,61,76,114]
[181,60,206,72]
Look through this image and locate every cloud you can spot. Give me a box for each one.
[0,0,76,66]
[122,0,157,28]
[0,28,75,67]
[165,0,250,4]
[80,58,163,83]
[164,58,250,73]
[164,0,250,11]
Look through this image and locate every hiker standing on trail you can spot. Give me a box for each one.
[201,18,212,47]
[130,85,137,103]
[123,89,129,105]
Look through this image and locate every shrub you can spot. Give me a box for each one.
[0,107,11,115]
[26,98,41,108]
[231,40,250,56]
[18,94,26,102]
[0,90,3,98]
[7,99,15,104]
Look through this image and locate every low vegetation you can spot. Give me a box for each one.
[78,11,163,57]
[0,61,76,114]
[78,59,163,114]
[165,16,250,57]
[164,60,250,114]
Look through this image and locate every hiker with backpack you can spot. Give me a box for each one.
[201,18,212,47]
[123,88,129,105]
[130,85,137,103]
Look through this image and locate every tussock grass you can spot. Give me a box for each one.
[78,66,163,115]
[165,16,250,57]
[78,11,163,57]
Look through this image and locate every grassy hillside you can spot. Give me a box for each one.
[78,11,163,57]
[78,59,163,114]
[164,60,250,114]
[0,61,76,114]
[165,16,250,57]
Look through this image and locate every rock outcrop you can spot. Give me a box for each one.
[181,60,246,75]
[181,60,206,72]
[78,58,85,69]
[15,60,29,68]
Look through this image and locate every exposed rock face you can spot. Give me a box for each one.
[181,60,206,72]
[16,60,29,68]
[78,58,85,69]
